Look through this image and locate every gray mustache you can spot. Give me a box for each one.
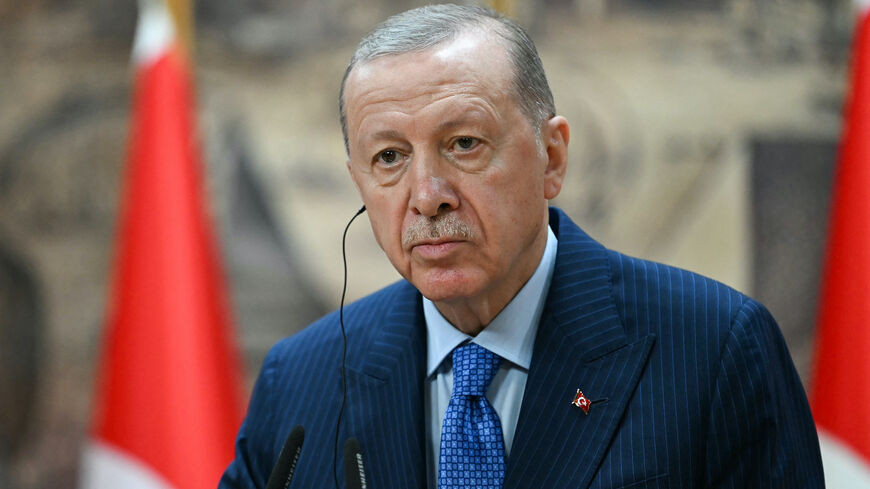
[402,214,473,246]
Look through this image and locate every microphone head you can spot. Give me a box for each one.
[286,424,305,447]
[343,437,367,489]
[265,425,305,489]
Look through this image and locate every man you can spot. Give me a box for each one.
[220,4,824,488]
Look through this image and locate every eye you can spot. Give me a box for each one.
[452,137,479,151]
[375,149,401,165]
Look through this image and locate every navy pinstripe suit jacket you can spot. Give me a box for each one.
[220,207,824,488]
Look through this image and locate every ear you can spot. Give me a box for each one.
[542,115,569,200]
[347,159,363,194]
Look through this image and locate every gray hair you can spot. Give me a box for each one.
[339,4,555,154]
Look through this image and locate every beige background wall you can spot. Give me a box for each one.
[0,0,852,486]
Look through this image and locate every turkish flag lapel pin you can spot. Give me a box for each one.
[571,389,591,415]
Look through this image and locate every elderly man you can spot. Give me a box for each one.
[220,4,823,488]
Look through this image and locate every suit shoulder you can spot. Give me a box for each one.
[604,249,754,337]
[265,280,417,367]
[605,249,747,302]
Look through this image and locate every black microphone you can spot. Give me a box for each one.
[343,438,368,489]
[265,425,305,489]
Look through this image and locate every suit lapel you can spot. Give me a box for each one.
[344,284,428,488]
[337,209,654,489]
[504,209,656,488]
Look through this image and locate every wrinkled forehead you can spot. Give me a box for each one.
[344,31,515,119]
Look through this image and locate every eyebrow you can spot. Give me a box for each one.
[369,129,403,142]
[371,120,471,138]
[365,123,466,144]
[436,119,466,131]
[364,112,492,144]
[436,109,494,132]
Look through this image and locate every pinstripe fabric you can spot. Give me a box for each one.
[219,208,823,489]
[218,282,427,489]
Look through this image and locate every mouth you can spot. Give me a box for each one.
[409,238,465,259]
[410,236,461,247]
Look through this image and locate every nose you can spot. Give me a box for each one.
[408,153,459,218]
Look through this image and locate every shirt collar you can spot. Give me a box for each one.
[425,225,558,376]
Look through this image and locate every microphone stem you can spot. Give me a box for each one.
[334,205,366,489]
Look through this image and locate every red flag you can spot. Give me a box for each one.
[810,2,870,485]
[571,389,590,415]
[80,2,244,488]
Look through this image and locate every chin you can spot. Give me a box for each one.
[417,287,464,303]
[411,269,485,303]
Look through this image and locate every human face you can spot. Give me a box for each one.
[344,32,569,319]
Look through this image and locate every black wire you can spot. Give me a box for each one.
[333,205,366,489]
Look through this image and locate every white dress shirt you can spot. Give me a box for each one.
[424,226,558,488]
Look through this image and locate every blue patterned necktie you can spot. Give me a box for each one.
[439,343,506,488]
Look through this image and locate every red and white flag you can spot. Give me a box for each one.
[80,1,244,488]
[810,1,870,487]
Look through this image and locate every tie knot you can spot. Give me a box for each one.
[451,343,502,397]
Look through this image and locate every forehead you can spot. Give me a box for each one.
[344,32,515,128]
